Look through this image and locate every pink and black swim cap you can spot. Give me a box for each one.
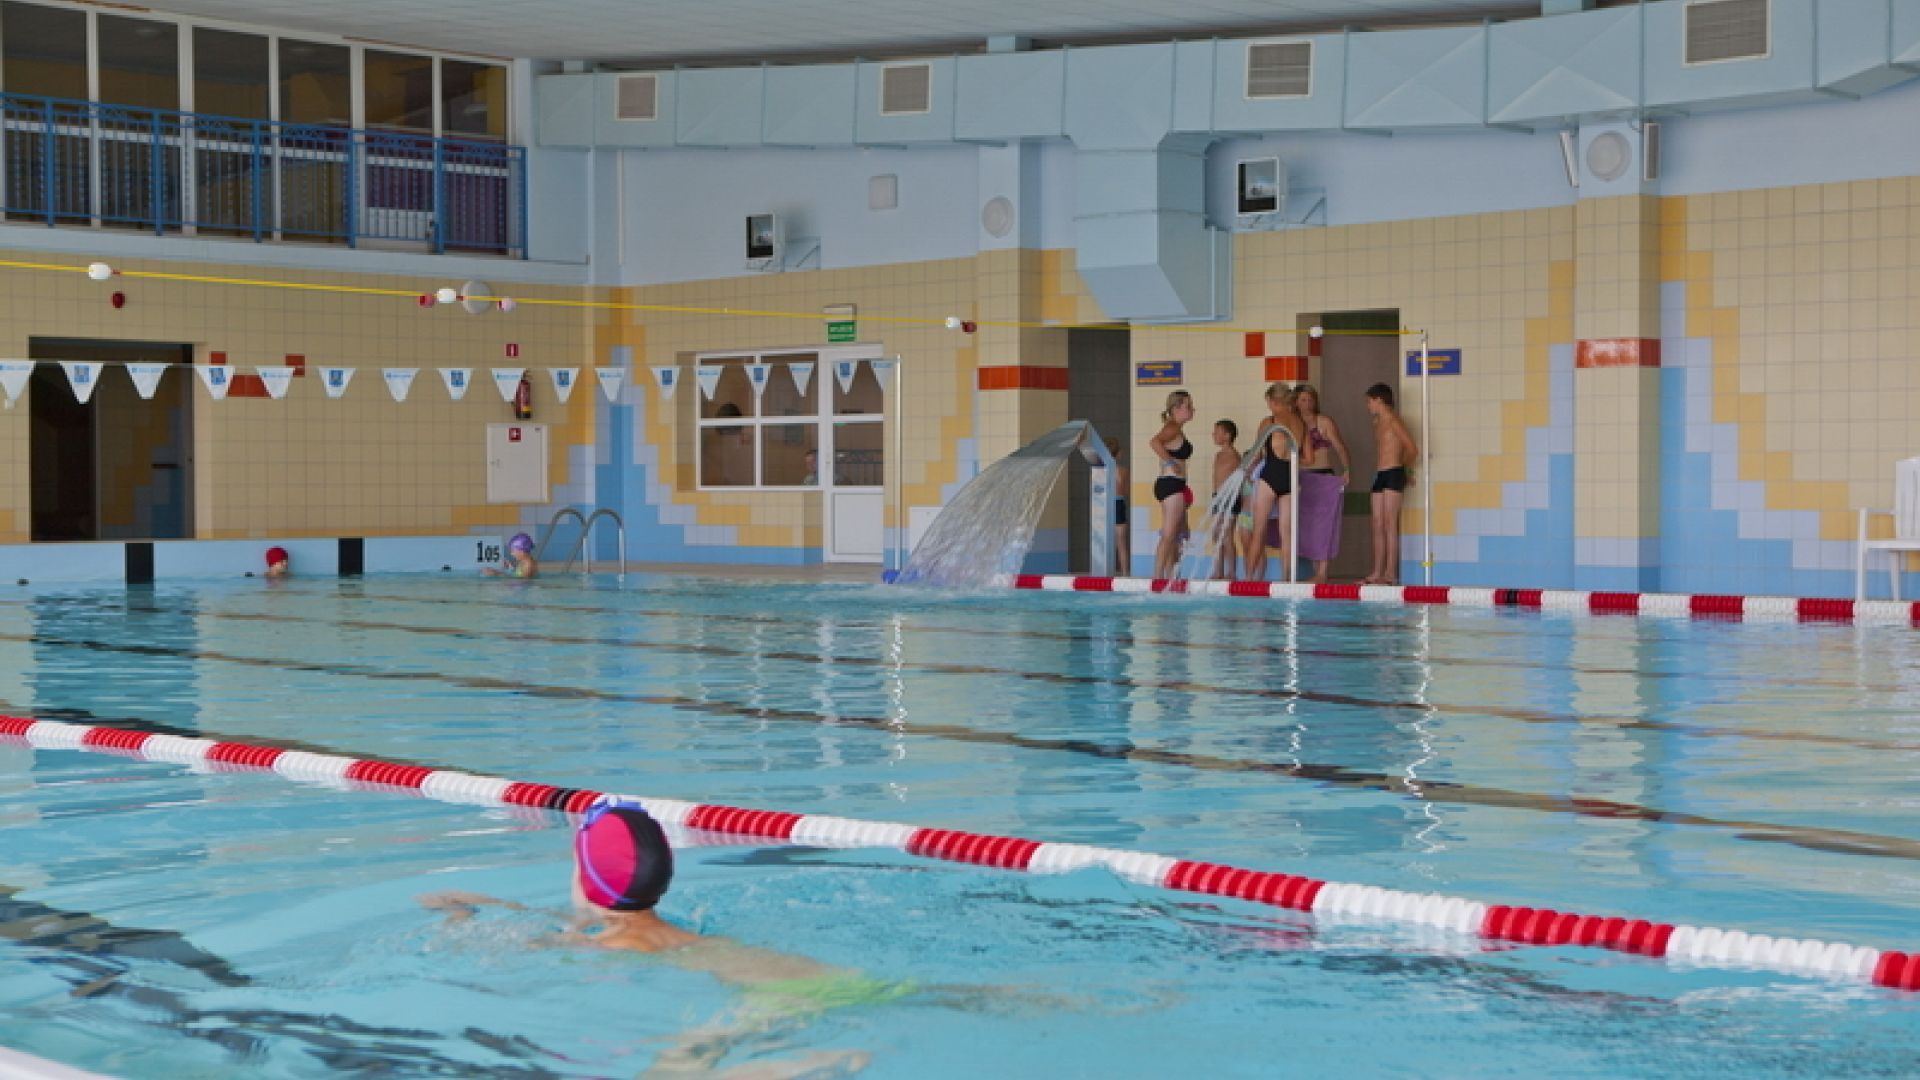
[575,801,673,912]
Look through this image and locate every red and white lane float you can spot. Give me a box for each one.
[4,714,1915,991]
[1005,575,1920,626]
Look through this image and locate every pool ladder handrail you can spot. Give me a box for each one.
[533,507,627,575]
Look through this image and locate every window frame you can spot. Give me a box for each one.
[694,344,884,493]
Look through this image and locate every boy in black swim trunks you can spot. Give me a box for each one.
[1363,384,1419,586]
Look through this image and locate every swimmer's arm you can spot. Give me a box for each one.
[417,891,528,922]
[1395,416,1419,468]
[1147,424,1179,466]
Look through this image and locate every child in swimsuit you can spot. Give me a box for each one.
[1292,385,1352,584]
[1364,382,1419,586]
[483,533,538,579]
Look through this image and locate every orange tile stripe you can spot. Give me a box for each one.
[1575,339,1661,369]
[978,365,1069,391]
[1264,356,1309,382]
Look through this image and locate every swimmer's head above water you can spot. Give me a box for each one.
[508,532,534,555]
[573,800,674,912]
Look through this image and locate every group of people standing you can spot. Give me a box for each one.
[1135,382,1417,585]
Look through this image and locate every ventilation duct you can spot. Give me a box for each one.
[1072,136,1224,322]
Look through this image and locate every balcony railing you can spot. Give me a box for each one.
[0,91,526,258]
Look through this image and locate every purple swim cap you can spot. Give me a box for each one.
[508,533,534,553]
[575,801,673,912]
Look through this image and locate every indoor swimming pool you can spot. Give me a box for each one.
[1,574,1917,1077]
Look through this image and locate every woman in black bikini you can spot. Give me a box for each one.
[1240,382,1307,582]
[1149,391,1196,580]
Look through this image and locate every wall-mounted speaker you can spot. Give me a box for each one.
[1558,130,1580,188]
[1642,122,1662,182]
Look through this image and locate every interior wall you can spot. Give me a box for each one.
[1066,327,1130,572]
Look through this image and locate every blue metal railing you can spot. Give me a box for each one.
[0,91,525,257]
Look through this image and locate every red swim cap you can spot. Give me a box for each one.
[575,803,674,912]
[265,547,289,566]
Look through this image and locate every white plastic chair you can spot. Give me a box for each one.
[1855,457,1920,600]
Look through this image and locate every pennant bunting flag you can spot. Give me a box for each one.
[549,367,578,404]
[834,359,858,395]
[439,368,472,401]
[694,366,723,401]
[197,365,233,400]
[257,367,295,400]
[788,361,814,398]
[384,368,418,403]
[651,366,678,401]
[595,366,626,404]
[126,363,167,400]
[319,366,354,399]
[60,361,102,404]
[870,358,897,392]
[492,368,526,403]
[0,360,31,404]
[745,362,772,402]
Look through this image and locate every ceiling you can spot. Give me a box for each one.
[137,0,1540,64]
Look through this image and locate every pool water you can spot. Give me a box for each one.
[1,575,1918,1078]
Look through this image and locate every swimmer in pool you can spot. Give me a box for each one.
[264,546,289,579]
[421,801,887,1077]
[483,532,538,579]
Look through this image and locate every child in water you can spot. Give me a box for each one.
[264,546,289,578]
[484,533,538,578]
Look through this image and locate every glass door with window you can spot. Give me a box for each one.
[693,345,884,563]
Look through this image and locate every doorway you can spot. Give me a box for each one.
[29,339,195,542]
[1066,328,1130,573]
[1306,311,1400,582]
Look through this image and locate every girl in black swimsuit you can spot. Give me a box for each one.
[1149,390,1196,580]
[1240,382,1307,582]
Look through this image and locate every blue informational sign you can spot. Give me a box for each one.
[1405,349,1462,376]
[1136,361,1183,385]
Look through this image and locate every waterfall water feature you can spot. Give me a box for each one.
[895,421,1102,588]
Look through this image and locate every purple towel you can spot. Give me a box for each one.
[1295,471,1345,561]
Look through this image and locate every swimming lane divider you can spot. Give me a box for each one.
[1007,576,1920,626]
[6,714,1917,994]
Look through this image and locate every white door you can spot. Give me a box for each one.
[825,491,884,562]
[486,423,549,503]
[821,354,886,564]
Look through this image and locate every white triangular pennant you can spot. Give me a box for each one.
[0,360,32,403]
[385,368,418,402]
[695,366,723,401]
[60,361,101,404]
[256,366,295,400]
[651,366,678,401]
[549,367,578,404]
[196,365,233,400]
[439,368,472,401]
[595,366,626,403]
[745,362,772,402]
[834,360,857,395]
[319,366,354,399]
[788,361,814,397]
[870,358,897,392]
[492,368,525,403]
[126,363,167,400]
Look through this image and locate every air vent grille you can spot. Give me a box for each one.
[880,63,932,115]
[615,74,657,121]
[1685,0,1769,64]
[1246,42,1312,98]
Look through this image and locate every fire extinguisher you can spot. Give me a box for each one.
[513,374,533,420]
